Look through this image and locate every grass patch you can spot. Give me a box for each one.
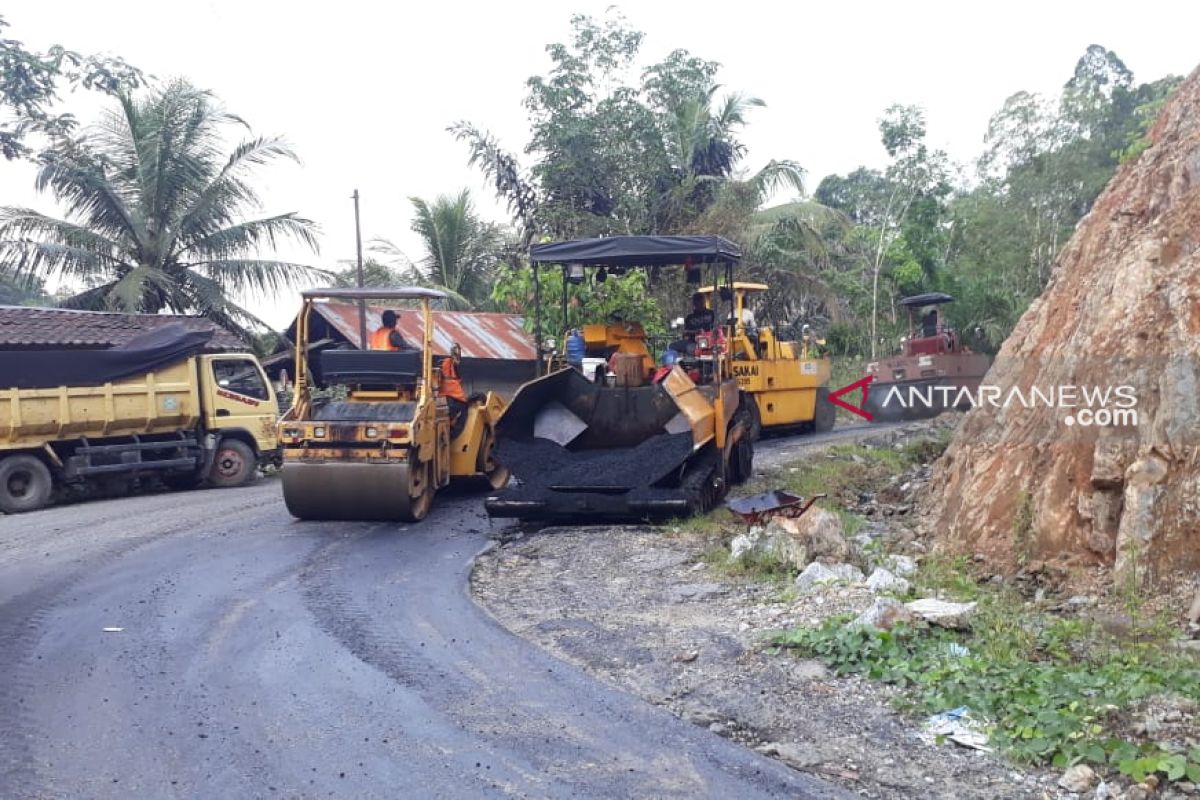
[773,566,1200,784]
[701,540,795,583]
[779,443,910,509]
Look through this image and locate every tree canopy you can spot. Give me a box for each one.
[0,79,325,337]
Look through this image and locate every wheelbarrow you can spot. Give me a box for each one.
[725,491,828,526]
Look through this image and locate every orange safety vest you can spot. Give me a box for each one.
[439,357,467,403]
[370,325,400,351]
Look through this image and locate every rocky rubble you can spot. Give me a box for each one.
[472,525,1062,799]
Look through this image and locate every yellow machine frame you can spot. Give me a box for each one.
[698,283,833,434]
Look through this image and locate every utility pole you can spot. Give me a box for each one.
[352,189,367,349]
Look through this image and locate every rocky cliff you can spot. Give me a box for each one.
[925,66,1200,582]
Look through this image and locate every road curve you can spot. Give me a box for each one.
[0,480,850,799]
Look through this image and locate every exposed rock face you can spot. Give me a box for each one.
[925,66,1200,581]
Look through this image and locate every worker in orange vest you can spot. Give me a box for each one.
[439,343,469,436]
[369,310,410,351]
[439,343,467,402]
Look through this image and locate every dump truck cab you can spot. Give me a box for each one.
[279,287,506,522]
[486,235,755,521]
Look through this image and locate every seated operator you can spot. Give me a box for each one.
[670,292,716,356]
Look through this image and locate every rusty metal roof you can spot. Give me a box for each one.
[311,301,535,361]
[0,305,245,351]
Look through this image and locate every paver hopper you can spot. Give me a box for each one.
[484,235,755,522]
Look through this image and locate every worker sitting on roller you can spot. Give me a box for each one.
[670,292,716,357]
[439,343,469,436]
[369,309,411,351]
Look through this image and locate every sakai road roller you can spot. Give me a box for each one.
[697,282,834,438]
[484,235,756,522]
[279,287,507,521]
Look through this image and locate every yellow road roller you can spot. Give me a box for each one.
[279,287,507,521]
[697,282,834,438]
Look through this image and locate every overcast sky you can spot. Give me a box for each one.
[2,0,1198,327]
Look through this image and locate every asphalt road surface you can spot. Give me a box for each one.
[0,474,853,799]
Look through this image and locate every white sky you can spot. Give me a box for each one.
[2,0,1198,328]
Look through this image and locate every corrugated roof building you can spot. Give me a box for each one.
[269,301,537,399]
[0,306,245,351]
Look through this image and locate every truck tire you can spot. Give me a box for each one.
[206,439,256,488]
[813,387,836,433]
[0,454,53,513]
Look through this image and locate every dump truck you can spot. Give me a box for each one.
[485,235,755,521]
[279,287,508,522]
[0,323,279,514]
[697,282,834,438]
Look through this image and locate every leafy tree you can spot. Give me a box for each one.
[491,263,665,340]
[864,105,949,355]
[453,12,802,244]
[330,258,406,289]
[0,80,325,337]
[0,15,143,160]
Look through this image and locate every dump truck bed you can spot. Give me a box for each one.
[1,358,203,451]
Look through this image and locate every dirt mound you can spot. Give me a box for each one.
[924,65,1200,581]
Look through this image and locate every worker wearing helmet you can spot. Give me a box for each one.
[369,310,410,351]
[439,343,469,437]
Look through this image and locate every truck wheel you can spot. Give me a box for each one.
[813,387,836,433]
[0,455,53,513]
[206,439,256,488]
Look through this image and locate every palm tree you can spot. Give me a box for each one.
[0,80,324,336]
[659,89,806,230]
[371,190,503,310]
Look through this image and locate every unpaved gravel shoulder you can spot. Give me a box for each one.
[472,525,1062,799]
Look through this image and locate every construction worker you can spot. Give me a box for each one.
[369,309,410,351]
[439,343,469,436]
[669,292,717,358]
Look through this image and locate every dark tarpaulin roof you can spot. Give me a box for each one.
[898,292,955,307]
[530,235,741,267]
[0,323,215,389]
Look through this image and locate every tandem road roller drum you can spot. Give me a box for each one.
[282,458,433,522]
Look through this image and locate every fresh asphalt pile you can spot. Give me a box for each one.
[496,431,694,490]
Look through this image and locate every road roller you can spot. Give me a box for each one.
[279,287,508,522]
[484,235,755,522]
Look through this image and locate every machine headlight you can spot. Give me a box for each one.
[365,427,379,438]
[283,428,302,438]
[313,426,327,438]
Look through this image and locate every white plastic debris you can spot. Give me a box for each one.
[922,706,991,751]
[102,627,124,633]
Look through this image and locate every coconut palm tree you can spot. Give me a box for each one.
[658,89,806,231]
[0,79,324,336]
[370,189,504,310]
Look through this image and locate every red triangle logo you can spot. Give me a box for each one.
[828,375,874,421]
